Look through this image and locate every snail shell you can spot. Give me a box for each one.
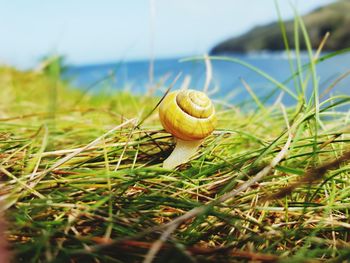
[159,89,216,141]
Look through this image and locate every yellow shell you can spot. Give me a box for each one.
[159,89,216,141]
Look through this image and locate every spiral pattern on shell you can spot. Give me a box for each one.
[159,89,216,141]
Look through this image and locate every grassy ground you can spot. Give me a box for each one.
[0,49,350,263]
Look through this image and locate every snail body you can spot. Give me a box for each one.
[159,89,216,169]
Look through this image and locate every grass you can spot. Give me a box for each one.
[1,24,350,263]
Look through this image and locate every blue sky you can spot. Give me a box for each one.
[0,0,335,68]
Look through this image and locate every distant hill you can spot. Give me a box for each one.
[210,0,350,54]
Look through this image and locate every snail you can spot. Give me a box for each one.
[159,89,217,169]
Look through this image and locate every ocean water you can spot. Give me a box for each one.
[65,52,350,106]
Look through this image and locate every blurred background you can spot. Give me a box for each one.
[1,0,349,104]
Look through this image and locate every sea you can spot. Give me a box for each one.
[65,52,350,106]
